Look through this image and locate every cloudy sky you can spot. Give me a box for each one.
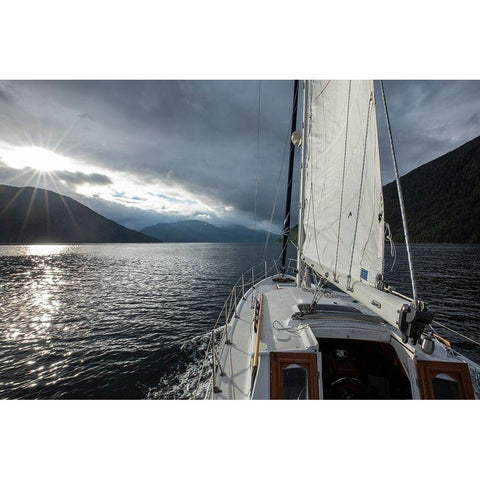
[1,80,479,232]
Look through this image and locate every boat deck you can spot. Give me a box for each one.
[210,274,480,400]
[212,277,401,399]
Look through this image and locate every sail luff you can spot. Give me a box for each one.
[296,80,308,286]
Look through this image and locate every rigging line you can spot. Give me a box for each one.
[385,222,396,271]
[334,80,352,281]
[348,93,373,285]
[272,320,309,333]
[253,80,261,267]
[193,326,222,399]
[379,80,418,303]
[315,80,331,99]
[262,99,292,261]
[432,320,480,348]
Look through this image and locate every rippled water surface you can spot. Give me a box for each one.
[1,243,479,399]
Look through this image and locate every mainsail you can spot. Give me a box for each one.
[301,80,384,289]
[298,80,432,344]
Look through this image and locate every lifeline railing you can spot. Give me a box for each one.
[193,256,298,399]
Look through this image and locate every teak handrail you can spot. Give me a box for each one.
[252,294,264,369]
[433,332,452,348]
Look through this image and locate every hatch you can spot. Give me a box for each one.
[270,352,319,400]
[416,360,475,399]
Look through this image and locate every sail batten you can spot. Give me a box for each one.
[301,80,384,287]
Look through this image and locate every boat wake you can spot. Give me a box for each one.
[144,327,223,400]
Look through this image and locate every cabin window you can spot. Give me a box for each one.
[270,352,319,400]
[432,374,460,399]
[282,364,308,399]
[416,360,474,400]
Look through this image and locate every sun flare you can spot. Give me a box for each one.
[0,146,78,172]
[0,144,220,219]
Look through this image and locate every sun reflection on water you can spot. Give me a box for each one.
[0,248,72,396]
[28,245,67,256]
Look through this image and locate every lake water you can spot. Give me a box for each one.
[0,242,479,399]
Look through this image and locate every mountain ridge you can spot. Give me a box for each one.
[0,184,159,244]
[141,219,278,243]
[383,135,480,243]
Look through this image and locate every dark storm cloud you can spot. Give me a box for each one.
[0,160,112,187]
[0,85,15,104]
[0,161,36,187]
[0,80,295,230]
[54,170,112,186]
[0,80,479,231]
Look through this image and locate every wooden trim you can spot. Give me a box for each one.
[416,360,475,399]
[252,294,264,369]
[270,352,319,400]
[433,333,451,348]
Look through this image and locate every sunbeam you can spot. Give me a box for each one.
[45,171,82,233]
[18,176,42,241]
[43,176,51,235]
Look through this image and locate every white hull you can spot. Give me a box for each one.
[204,80,480,400]
[208,268,480,400]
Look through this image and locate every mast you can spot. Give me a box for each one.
[280,79,299,272]
[296,80,308,286]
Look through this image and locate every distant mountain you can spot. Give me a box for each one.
[276,224,298,244]
[222,224,278,243]
[141,220,278,243]
[383,135,480,243]
[0,185,159,244]
[289,224,298,244]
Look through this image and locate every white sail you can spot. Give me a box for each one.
[301,80,384,288]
